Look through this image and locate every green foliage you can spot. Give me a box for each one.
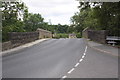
[71,2,120,36]
[71,7,100,32]
[46,24,70,34]
[94,2,120,36]
[24,15,70,34]
[2,20,25,42]
[76,33,81,38]
[53,33,68,39]
[2,1,28,20]
[24,13,44,31]
[67,25,76,33]
[2,1,28,42]
[56,24,69,33]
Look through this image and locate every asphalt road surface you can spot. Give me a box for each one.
[2,38,118,78]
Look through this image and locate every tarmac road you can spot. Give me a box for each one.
[2,38,118,78]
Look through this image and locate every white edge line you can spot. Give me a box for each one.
[74,63,80,67]
[68,68,75,74]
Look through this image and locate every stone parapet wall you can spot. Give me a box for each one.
[82,28,108,44]
[9,32,39,48]
[88,30,108,44]
[2,41,12,51]
[2,32,39,51]
[2,28,52,51]
[82,27,91,38]
[37,28,52,39]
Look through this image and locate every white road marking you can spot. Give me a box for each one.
[83,52,86,56]
[82,55,85,59]
[74,63,80,67]
[85,46,88,53]
[61,46,88,78]
[62,75,67,79]
[68,68,75,74]
[79,58,83,62]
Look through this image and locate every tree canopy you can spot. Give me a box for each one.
[71,2,120,36]
[2,1,28,41]
[24,13,44,31]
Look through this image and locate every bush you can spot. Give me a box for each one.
[2,22,25,42]
[53,33,68,39]
[76,33,81,38]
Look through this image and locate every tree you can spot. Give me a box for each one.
[93,2,120,36]
[67,25,75,33]
[71,1,120,36]
[2,1,28,21]
[2,1,28,41]
[56,24,69,33]
[24,13,45,31]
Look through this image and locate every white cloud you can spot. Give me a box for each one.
[23,0,79,25]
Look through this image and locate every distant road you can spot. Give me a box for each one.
[2,38,118,78]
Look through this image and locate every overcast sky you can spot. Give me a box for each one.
[23,0,79,25]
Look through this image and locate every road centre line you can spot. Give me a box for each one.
[68,68,75,74]
[85,46,88,53]
[83,53,86,56]
[79,58,83,62]
[82,55,85,59]
[61,46,88,79]
[74,63,80,67]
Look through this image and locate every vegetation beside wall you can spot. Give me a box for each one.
[76,33,81,38]
[53,33,68,39]
[70,2,120,37]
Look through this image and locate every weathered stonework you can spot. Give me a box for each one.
[2,41,12,51]
[2,32,39,51]
[88,30,108,44]
[82,28,108,44]
[36,28,52,39]
[2,29,52,51]
[82,27,91,38]
[9,32,39,48]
